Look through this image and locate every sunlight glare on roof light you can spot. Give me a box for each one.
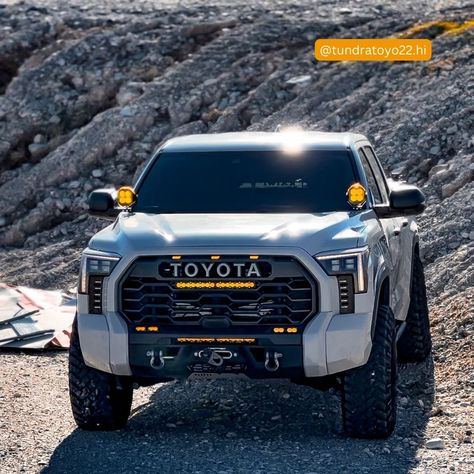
[279,125,305,156]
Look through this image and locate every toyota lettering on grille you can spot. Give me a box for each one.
[159,261,270,279]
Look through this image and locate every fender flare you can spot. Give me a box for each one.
[406,232,421,300]
[371,264,390,339]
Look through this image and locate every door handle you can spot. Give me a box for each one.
[394,218,409,236]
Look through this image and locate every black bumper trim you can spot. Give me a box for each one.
[129,336,304,380]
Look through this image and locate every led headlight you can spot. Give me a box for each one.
[315,247,369,293]
[78,253,121,294]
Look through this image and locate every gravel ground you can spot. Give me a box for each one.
[0,350,467,474]
[0,0,473,472]
[0,290,472,474]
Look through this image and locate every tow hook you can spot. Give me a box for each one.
[146,350,174,370]
[264,351,283,372]
[195,348,234,367]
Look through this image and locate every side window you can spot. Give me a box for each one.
[358,148,382,204]
[363,147,389,203]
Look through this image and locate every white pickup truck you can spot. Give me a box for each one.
[69,131,431,438]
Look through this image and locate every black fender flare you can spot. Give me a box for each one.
[371,264,390,339]
[405,233,420,305]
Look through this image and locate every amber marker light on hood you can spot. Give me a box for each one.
[347,182,366,207]
[117,186,136,207]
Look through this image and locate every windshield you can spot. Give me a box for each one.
[134,150,359,213]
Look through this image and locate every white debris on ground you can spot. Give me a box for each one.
[0,284,75,349]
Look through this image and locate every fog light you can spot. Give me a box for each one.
[117,186,136,207]
[347,182,366,208]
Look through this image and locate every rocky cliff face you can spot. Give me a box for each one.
[0,1,472,301]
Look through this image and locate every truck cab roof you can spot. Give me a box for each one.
[160,131,369,153]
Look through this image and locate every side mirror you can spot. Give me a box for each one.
[390,184,425,215]
[374,183,425,218]
[88,189,120,220]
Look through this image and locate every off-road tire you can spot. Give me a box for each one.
[69,319,133,430]
[397,250,432,362]
[342,304,397,438]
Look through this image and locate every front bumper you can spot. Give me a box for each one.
[129,332,304,380]
[77,309,373,378]
[76,246,375,378]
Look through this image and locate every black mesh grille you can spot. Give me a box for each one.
[120,256,316,326]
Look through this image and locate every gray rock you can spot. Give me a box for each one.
[120,106,135,117]
[441,170,473,198]
[399,397,409,406]
[55,200,65,211]
[33,134,47,144]
[286,75,311,86]
[429,164,449,177]
[91,169,103,178]
[27,143,48,160]
[426,438,445,450]
[116,85,143,106]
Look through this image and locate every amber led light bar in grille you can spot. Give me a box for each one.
[176,337,256,344]
[175,281,256,289]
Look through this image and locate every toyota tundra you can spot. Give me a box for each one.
[69,131,431,438]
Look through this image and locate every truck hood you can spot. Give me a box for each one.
[89,212,373,256]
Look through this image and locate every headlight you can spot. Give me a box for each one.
[78,253,121,294]
[315,247,369,293]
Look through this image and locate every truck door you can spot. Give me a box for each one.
[357,147,403,318]
[362,146,411,320]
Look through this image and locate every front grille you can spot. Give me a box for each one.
[120,256,317,326]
